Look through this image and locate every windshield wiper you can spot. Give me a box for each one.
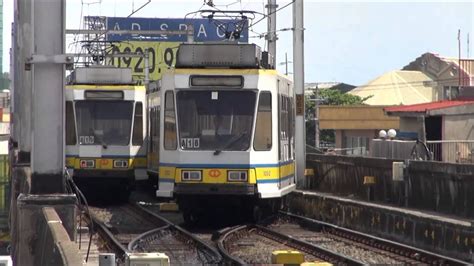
[91,130,108,149]
[213,132,248,156]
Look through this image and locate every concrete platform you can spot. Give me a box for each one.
[284,190,474,262]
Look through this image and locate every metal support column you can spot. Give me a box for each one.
[12,0,34,163]
[266,0,278,67]
[13,1,75,265]
[293,0,306,187]
[30,0,65,193]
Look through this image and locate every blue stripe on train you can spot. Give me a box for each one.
[256,174,295,184]
[66,155,147,159]
[159,160,294,169]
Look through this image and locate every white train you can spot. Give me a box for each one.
[148,43,296,222]
[65,66,147,200]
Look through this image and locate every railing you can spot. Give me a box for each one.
[327,147,369,156]
[371,139,474,164]
[427,140,474,163]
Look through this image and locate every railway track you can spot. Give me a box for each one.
[84,201,467,265]
[266,211,467,265]
[85,203,222,264]
[216,211,468,265]
[218,224,363,265]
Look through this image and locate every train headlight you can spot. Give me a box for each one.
[228,171,248,182]
[80,159,95,169]
[113,160,129,168]
[181,170,202,181]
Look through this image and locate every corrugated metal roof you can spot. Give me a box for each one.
[384,99,474,113]
[349,70,434,105]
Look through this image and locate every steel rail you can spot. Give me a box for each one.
[86,211,129,263]
[218,224,364,265]
[279,211,468,265]
[131,204,223,264]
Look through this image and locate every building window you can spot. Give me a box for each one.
[443,86,459,100]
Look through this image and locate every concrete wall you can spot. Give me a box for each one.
[284,191,474,262]
[15,194,78,266]
[444,114,474,140]
[319,105,399,130]
[39,207,83,265]
[399,117,422,133]
[306,154,474,219]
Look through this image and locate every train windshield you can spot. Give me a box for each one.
[75,101,134,146]
[177,90,256,151]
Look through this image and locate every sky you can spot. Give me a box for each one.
[3,0,474,86]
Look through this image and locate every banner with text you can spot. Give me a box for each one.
[106,17,248,43]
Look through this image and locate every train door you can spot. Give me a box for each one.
[278,79,290,187]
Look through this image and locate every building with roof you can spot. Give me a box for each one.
[403,53,474,100]
[317,52,474,154]
[349,70,436,105]
[385,97,474,141]
[384,93,474,162]
[319,105,399,155]
[350,53,474,106]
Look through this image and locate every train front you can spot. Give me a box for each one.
[65,67,147,200]
[156,44,296,222]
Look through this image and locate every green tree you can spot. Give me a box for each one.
[305,88,371,147]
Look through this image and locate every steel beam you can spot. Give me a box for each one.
[293,0,306,187]
[12,0,34,163]
[30,0,65,193]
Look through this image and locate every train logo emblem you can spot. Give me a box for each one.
[209,169,221,178]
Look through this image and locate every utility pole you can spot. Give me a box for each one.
[293,0,305,187]
[278,52,293,75]
[266,0,278,67]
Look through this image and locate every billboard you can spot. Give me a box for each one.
[106,17,249,80]
[106,17,248,43]
[108,41,180,81]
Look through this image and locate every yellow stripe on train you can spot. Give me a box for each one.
[170,164,295,184]
[66,157,147,170]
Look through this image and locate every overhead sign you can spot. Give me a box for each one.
[107,41,180,81]
[106,17,248,43]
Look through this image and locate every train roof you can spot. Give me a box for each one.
[67,66,137,85]
[175,43,274,69]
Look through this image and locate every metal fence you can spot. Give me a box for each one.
[427,140,474,163]
[371,139,474,164]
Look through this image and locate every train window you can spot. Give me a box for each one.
[66,101,77,145]
[132,102,143,145]
[254,92,272,151]
[190,75,243,88]
[176,90,256,151]
[287,96,294,159]
[85,91,123,100]
[75,101,133,146]
[164,91,177,150]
